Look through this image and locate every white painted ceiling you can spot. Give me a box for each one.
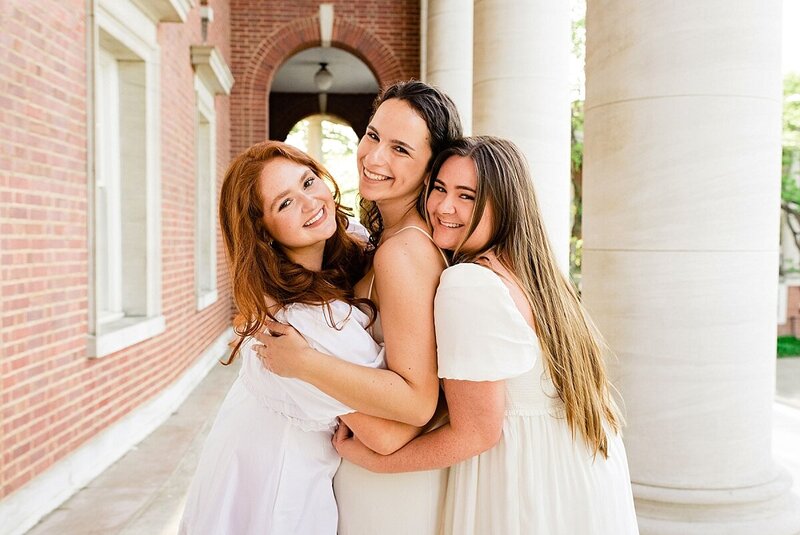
[271,47,380,94]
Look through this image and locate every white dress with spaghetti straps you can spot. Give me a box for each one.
[334,226,450,535]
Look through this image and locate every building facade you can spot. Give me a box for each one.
[1,1,799,534]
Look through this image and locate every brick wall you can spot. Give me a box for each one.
[229,0,421,154]
[779,284,800,337]
[0,0,233,499]
[1,0,421,504]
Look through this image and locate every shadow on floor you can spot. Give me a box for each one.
[25,357,800,533]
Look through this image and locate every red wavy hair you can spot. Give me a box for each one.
[219,140,374,364]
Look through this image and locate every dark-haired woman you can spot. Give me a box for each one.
[254,81,463,534]
[179,141,402,535]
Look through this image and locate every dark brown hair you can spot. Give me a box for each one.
[219,141,374,364]
[359,80,463,246]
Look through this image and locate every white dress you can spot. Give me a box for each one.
[334,225,449,535]
[333,309,448,535]
[179,301,384,535]
[435,264,639,535]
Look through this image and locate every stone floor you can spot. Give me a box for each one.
[25,361,240,535]
[24,358,800,534]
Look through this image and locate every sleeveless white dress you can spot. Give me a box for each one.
[335,226,449,535]
[435,264,639,534]
[179,302,385,535]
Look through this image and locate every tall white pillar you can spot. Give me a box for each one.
[426,0,473,135]
[472,0,571,269]
[307,115,323,163]
[582,1,800,533]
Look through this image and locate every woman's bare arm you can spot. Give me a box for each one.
[255,233,444,426]
[339,413,422,456]
[333,379,505,472]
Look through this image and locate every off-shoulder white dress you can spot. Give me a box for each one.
[435,264,639,535]
[179,302,384,535]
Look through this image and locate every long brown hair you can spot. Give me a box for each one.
[219,140,374,364]
[427,136,622,458]
[359,80,463,246]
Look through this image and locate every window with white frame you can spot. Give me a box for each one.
[195,78,218,310]
[191,44,233,310]
[89,0,169,357]
[96,48,124,324]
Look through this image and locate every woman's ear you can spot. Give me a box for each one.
[423,171,433,192]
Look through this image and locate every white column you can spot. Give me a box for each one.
[582,1,800,533]
[307,115,323,163]
[426,0,473,134]
[472,0,572,270]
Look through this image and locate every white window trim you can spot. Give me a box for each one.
[190,45,232,311]
[132,0,195,23]
[191,45,234,97]
[88,315,167,357]
[89,0,163,358]
[194,77,218,311]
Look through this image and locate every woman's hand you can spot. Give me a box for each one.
[253,319,312,379]
[333,420,387,473]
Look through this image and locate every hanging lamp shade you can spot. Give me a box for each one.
[314,62,333,92]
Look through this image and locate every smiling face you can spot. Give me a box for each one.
[356,98,433,207]
[427,155,494,253]
[258,156,337,269]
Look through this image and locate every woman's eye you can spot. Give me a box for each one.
[278,199,292,211]
[393,146,409,155]
[460,194,475,201]
[304,176,316,188]
[433,185,446,193]
[366,132,378,141]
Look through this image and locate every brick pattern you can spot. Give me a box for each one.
[229,0,420,155]
[0,0,233,499]
[780,285,800,337]
[1,0,420,502]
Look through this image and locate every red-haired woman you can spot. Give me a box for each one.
[179,141,398,535]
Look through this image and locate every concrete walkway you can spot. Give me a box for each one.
[25,361,240,535]
[24,358,800,534]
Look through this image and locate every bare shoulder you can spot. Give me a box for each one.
[373,229,445,279]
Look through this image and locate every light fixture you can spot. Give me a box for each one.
[314,62,333,92]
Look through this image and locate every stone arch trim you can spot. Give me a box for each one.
[235,16,405,150]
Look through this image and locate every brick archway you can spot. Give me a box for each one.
[233,16,405,153]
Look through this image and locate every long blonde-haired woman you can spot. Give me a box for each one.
[180,141,402,534]
[254,81,462,534]
[334,136,639,534]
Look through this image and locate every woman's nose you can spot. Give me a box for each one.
[438,196,455,214]
[363,142,387,167]
[299,192,317,212]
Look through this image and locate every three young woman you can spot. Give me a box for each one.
[184,80,638,533]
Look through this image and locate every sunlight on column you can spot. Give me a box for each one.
[285,115,361,216]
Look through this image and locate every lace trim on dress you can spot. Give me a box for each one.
[240,373,345,433]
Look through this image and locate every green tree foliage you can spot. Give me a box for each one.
[570,1,586,282]
[781,74,800,264]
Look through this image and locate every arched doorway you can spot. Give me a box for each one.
[285,114,361,215]
[231,14,407,154]
[269,46,380,142]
